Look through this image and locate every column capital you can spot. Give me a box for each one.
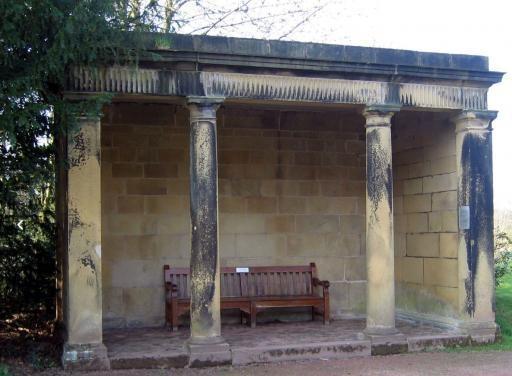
[362,105,401,128]
[453,110,498,133]
[186,96,224,122]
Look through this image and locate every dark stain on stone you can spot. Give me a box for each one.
[79,252,96,274]
[366,129,393,218]
[69,208,83,229]
[371,342,408,356]
[69,132,89,167]
[111,355,189,369]
[189,357,230,368]
[460,131,494,316]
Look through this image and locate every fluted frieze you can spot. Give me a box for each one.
[67,66,488,110]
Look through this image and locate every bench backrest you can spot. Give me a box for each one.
[164,264,318,299]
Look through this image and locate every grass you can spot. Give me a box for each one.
[447,272,512,352]
[490,272,512,350]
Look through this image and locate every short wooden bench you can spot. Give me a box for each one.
[164,263,330,331]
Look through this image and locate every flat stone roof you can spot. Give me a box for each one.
[155,33,488,71]
[140,33,503,86]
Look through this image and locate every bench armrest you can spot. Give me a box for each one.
[165,282,179,298]
[312,278,330,289]
[312,278,330,297]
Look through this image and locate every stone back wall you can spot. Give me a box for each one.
[101,103,367,328]
[392,111,459,320]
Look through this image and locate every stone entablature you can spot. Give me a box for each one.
[68,67,490,110]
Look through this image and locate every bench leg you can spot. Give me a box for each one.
[323,297,330,325]
[250,302,257,328]
[170,299,179,331]
[311,306,315,321]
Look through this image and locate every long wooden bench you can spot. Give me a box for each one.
[164,263,330,331]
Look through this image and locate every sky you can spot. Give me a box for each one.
[182,0,511,209]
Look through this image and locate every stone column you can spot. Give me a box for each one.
[363,105,400,336]
[454,110,497,343]
[186,96,230,366]
[62,115,109,370]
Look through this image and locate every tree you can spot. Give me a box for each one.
[0,0,160,321]
[0,0,329,324]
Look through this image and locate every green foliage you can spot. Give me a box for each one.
[495,273,512,348]
[495,230,512,287]
[0,364,10,376]
[0,1,158,320]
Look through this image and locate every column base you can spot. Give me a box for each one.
[363,329,408,355]
[62,343,110,371]
[187,337,231,367]
[458,321,498,344]
[364,326,399,336]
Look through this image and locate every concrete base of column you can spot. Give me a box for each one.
[364,332,408,355]
[364,326,399,336]
[62,343,110,371]
[458,321,498,344]
[187,339,231,368]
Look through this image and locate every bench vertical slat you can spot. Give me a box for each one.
[236,273,242,296]
[229,273,235,297]
[287,272,293,295]
[172,274,178,297]
[241,272,248,297]
[292,272,298,295]
[249,272,255,297]
[297,272,303,295]
[305,272,312,295]
[225,273,231,297]
[221,273,226,297]
[300,272,306,295]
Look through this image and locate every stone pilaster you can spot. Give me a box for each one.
[454,110,498,343]
[363,105,401,336]
[62,115,109,370]
[186,97,230,366]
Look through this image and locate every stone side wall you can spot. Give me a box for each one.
[392,111,459,320]
[101,103,367,328]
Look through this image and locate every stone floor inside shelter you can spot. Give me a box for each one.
[103,318,471,369]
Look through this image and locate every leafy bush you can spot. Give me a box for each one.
[495,230,512,286]
[0,364,10,376]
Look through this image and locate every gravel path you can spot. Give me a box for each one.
[30,351,512,376]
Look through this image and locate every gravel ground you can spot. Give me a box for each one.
[23,351,512,376]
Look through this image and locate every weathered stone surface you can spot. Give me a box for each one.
[363,105,398,335]
[407,334,469,352]
[62,343,110,371]
[64,116,104,355]
[187,341,231,367]
[101,319,480,369]
[368,333,408,355]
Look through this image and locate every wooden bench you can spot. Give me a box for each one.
[164,263,330,331]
